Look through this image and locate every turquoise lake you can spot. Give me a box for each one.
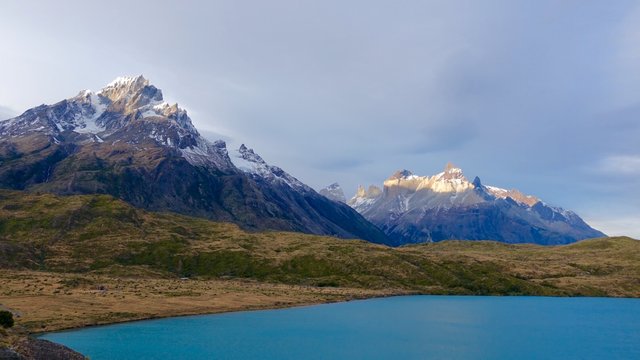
[40,296,640,359]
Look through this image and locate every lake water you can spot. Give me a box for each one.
[41,296,640,359]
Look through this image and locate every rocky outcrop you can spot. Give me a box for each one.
[1,337,85,360]
[13,338,86,360]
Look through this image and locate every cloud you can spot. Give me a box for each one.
[585,215,640,239]
[594,155,640,175]
[0,106,15,120]
[404,118,478,155]
[198,129,233,144]
[310,157,370,171]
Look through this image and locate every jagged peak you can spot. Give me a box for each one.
[233,144,308,191]
[319,183,346,203]
[76,89,94,97]
[367,185,383,197]
[440,162,465,180]
[325,182,342,190]
[354,184,382,198]
[388,169,414,180]
[69,76,154,102]
[485,185,540,207]
[103,75,149,90]
[97,76,197,134]
[238,144,266,164]
[1,75,205,152]
[98,75,163,106]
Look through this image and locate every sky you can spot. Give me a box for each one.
[0,0,638,238]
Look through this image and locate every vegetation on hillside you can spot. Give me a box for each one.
[1,190,639,297]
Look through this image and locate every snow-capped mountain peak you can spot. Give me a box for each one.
[104,75,148,88]
[348,163,604,244]
[0,77,392,245]
[82,75,195,134]
[484,185,540,206]
[439,162,465,180]
[0,75,197,137]
[349,163,545,214]
[388,169,415,180]
[237,144,267,166]
[98,75,151,102]
[378,163,473,196]
[319,182,347,203]
[0,75,237,172]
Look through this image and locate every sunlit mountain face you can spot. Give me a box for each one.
[348,163,605,245]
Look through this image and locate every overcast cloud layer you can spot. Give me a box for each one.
[1,0,638,237]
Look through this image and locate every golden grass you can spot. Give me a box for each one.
[0,269,403,333]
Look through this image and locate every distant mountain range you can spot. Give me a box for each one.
[0,76,605,247]
[342,163,605,245]
[319,183,347,203]
[0,76,389,245]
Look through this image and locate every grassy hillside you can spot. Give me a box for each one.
[1,190,639,297]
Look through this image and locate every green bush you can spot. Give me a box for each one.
[0,311,14,328]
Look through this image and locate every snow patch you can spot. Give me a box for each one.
[73,92,107,134]
[103,75,145,89]
[232,145,309,191]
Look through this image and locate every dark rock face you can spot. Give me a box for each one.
[4,338,85,360]
[0,76,389,245]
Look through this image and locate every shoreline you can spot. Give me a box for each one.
[0,270,410,358]
[0,270,409,335]
[3,269,640,335]
[2,264,640,359]
[28,289,640,336]
[27,292,640,360]
[31,291,417,335]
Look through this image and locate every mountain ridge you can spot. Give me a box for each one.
[348,164,604,245]
[0,76,390,245]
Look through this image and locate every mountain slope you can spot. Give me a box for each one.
[0,76,389,244]
[1,189,638,298]
[349,164,605,245]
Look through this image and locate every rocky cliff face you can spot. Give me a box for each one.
[0,76,389,245]
[349,164,605,245]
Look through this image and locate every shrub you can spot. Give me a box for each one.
[0,311,14,328]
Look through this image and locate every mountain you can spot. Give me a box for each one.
[348,163,605,245]
[0,75,389,245]
[318,183,347,203]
